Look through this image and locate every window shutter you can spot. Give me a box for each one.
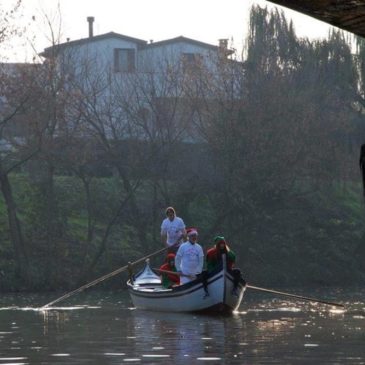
[114,49,120,72]
[128,49,135,72]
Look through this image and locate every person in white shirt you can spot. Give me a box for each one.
[175,228,204,284]
[161,206,186,253]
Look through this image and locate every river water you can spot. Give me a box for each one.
[0,288,363,364]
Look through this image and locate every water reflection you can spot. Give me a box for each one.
[0,290,363,364]
[130,310,235,362]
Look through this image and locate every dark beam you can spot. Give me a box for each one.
[267,0,365,38]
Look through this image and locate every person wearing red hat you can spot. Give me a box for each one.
[161,206,186,253]
[159,253,180,288]
[175,228,204,284]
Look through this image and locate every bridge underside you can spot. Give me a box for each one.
[267,0,365,38]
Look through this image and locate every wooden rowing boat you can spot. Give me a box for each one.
[127,258,246,314]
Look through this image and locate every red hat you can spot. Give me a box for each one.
[187,227,198,236]
[166,253,176,260]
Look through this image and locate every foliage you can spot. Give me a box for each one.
[0,4,365,291]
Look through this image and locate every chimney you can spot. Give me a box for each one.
[219,39,228,50]
[87,16,95,38]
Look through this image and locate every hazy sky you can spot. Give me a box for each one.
[2,0,335,62]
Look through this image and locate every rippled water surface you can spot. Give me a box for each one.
[0,288,364,364]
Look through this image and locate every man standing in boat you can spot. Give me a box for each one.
[161,206,186,253]
[175,228,204,284]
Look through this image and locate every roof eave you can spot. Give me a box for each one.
[267,0,365,38]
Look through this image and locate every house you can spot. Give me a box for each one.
[0,19,243,179]
[39,18,243,144]
[40,17,234,78]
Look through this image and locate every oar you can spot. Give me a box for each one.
[154,268,195,279]
[246,284,344,308]
[41,245,171,308]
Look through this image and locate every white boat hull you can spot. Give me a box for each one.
[127,263,246,314]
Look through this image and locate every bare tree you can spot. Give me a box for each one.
[0,62,46,279]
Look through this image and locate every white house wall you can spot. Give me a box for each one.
[58,36,141,84]
[44,34,241,142]
[52,36,223,94]
[139,42,218,73]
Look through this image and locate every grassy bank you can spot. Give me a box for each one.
[0,174,364,291]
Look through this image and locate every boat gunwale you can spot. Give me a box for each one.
[128,270,245,300]
[127,260,246,313]
[128,273,224,299]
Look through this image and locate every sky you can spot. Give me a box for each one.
[2,0,336,62]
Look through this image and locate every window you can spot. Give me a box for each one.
[114,48,136,72]
[181,53,202,71]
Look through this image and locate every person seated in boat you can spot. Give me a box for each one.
[206,236,241,296]
[175,228,204,285]
[206,236,236,272]
[159,253,180,288]
[161,206,187,254]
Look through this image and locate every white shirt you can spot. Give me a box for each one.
[161,216,185,246]
[175,241,204,279]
